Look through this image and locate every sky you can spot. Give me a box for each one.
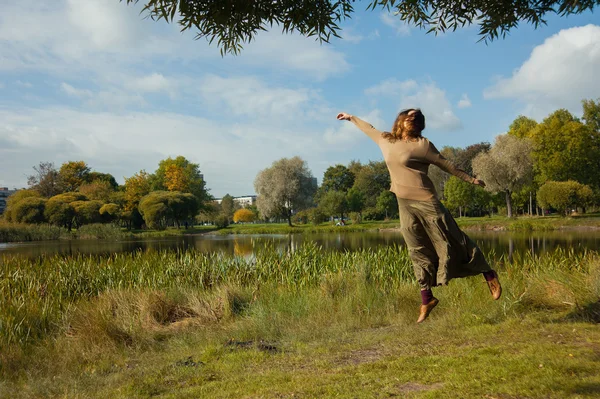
[1,1,599,198]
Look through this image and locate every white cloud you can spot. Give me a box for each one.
[380,13,411,36]
[126,73,173,93]
[484,24,600,118]
[457,94,472,109]
[365,79,418,97]
[61,82,92,98]
[239,30,350,80]
[365,79,462,131]
[195,74,319,120]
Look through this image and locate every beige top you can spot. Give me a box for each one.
[351,116,475,201]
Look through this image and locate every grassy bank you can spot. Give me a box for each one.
[1,246,600,397]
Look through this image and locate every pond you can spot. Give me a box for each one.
[1,230,600,259]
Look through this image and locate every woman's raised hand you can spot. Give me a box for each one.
[336,112,352,121]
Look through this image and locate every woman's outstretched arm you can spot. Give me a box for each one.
[425,141,486,187]
[337,113,382,143]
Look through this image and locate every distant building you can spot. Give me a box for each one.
[0,187,18,215]
[214,195,257,207]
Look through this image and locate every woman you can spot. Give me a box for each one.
[336,109,501,323]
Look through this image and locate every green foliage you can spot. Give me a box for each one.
[71,200,104,227]
[507,115,538,138]
[125,0,599,54]
[99,203,121,223]
[11,197,46,224]
[376,190,398,219]
[346,187,365,214]
[45,193,86,230]
[138,191,199,229]
[443,176,474,216]
[351,160,390,210]
[320,164,354,194]
[530,109,600,188]
[582,98,600,133]
[537,180,594,216]
[58,161,91,192]
[3,189,41,223]
[220,194,236,222]
[318,190,348,220]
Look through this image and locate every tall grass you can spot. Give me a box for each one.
[2,244,599,352]
[0,223,70,242]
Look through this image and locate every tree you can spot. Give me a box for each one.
[45,193,87,230]
[99,203,121,223]
[152,156,210,205]
[346,187,365,216]
[472,134,534,217]
[72,200,104,227]
[27,162,61,198]
[321,165,354,193]
[507,115,538,139]
[58,161,91,192]
[220,194,236,223]
[529,110,600,188]
[319,190,348,222]
[78,180,115,202]
[87,172,119,190]
[125,0,599,54]
[254,157,317,226]
[537,180,594,216]
[3,189,41,222]
[233,208,257,223]
[351,160,390,209]
[582,98,600,133]
[376,190,398,219]
[139,191,199,229]
[11,197,47,224]
[124,170,152,229]
[443,176,475,217]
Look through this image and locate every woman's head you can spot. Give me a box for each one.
[385,108,426,142]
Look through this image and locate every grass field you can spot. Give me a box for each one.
[1,245,599,398]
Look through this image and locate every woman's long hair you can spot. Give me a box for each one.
[382,108,426,143]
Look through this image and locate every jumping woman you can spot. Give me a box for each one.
[336,109,501,323]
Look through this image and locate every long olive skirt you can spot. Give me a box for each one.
[397,197,491,290]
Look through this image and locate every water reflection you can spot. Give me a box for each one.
[1,230,600,260]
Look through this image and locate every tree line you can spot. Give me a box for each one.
[4,98,600,229]
[3,156,209,230]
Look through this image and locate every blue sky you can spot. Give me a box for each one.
[1,1,599,198]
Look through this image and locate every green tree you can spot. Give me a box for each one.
[45,193,87,230]
[507,115,538,139]
[125,0,598,54]
[529,109,600,188]
[351,160,390,209]
[78,180,115,202]
[87,172,119,189]
[124,170,152,229]
[138,191,199,229]
[27,162,61,198]
[3,189,41,223]
[321,165,354,193]
[376,190,398,219]
[346,187,365,216]
[58,161,91,192]
[99,203,121,223]
[72,200,104,227]
[319,190,348,222]
[537,180,594,216]
[582,98,600,133]
[12,197,47,224]
[254,157,317,226]
[443,176,475,217]
[472,134,534,217]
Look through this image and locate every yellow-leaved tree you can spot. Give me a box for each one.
[233,208,256,223]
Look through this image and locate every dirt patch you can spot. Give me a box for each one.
[337,348,384,366]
